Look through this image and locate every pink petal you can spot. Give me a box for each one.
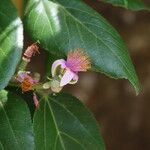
[60,69,76,87]
[29,77,38,84]
[69,73,79,84]
[16,72,38,85]
[73,74,79,81]
[51,59,66,77]
[16,73,28,82]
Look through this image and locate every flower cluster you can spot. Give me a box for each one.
[14,43,91,107]
[16,43,40,107]
[16,72,38,92]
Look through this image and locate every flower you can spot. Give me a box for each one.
[16,72,38,92]
[51,49,91,87]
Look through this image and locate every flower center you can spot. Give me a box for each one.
[21,78,33,92]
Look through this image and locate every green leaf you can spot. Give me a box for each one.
[6,86,36,118]
[24,0,29,8]
[101,0,149,10]
[0,90,34,150]
[34,93,105,150]
[0,0,23,90]
[24,0,140,94]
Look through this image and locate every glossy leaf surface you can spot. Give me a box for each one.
[0,90,34,150]
[101,0,149,10]
[34,93,105,150]
[0,0,23,90]
[6,86,36,118]
[24,0,140,94]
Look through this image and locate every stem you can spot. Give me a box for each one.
[32,83,44,90]
[17,59,29,72]
[9,81,52,93]
[8,82,20,87]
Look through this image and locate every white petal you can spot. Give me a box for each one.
[69,74,79,84]
[51,59,66,77]
[60,69,75,87]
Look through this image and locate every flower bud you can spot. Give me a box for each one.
[50,79,63,93]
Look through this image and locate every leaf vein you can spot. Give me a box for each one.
[50,98,100,145]
[60,131,86,150]
[0,102,21,150]
[44,100,47,150]
[60,5,136,84]
[0,140,4,150]
[46,98,66,150]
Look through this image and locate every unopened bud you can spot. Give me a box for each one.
[50,79,63,93]
[43,82,51,89]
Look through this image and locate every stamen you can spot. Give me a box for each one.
[66,49,91,72]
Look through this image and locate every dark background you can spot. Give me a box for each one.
[69,1,150,149]
[27,0,150,149]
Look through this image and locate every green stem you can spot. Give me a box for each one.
[8,81,20,87]
[17,59,29,72]
[8,81,52,93]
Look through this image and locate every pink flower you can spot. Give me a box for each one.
[51,49,91,87]
[16,72,38,92]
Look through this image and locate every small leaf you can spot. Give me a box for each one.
[24,0,140,94]
[101,0,149,11]
[0,0,23,90]
[0,90,34,150]
[34,93,105,150]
